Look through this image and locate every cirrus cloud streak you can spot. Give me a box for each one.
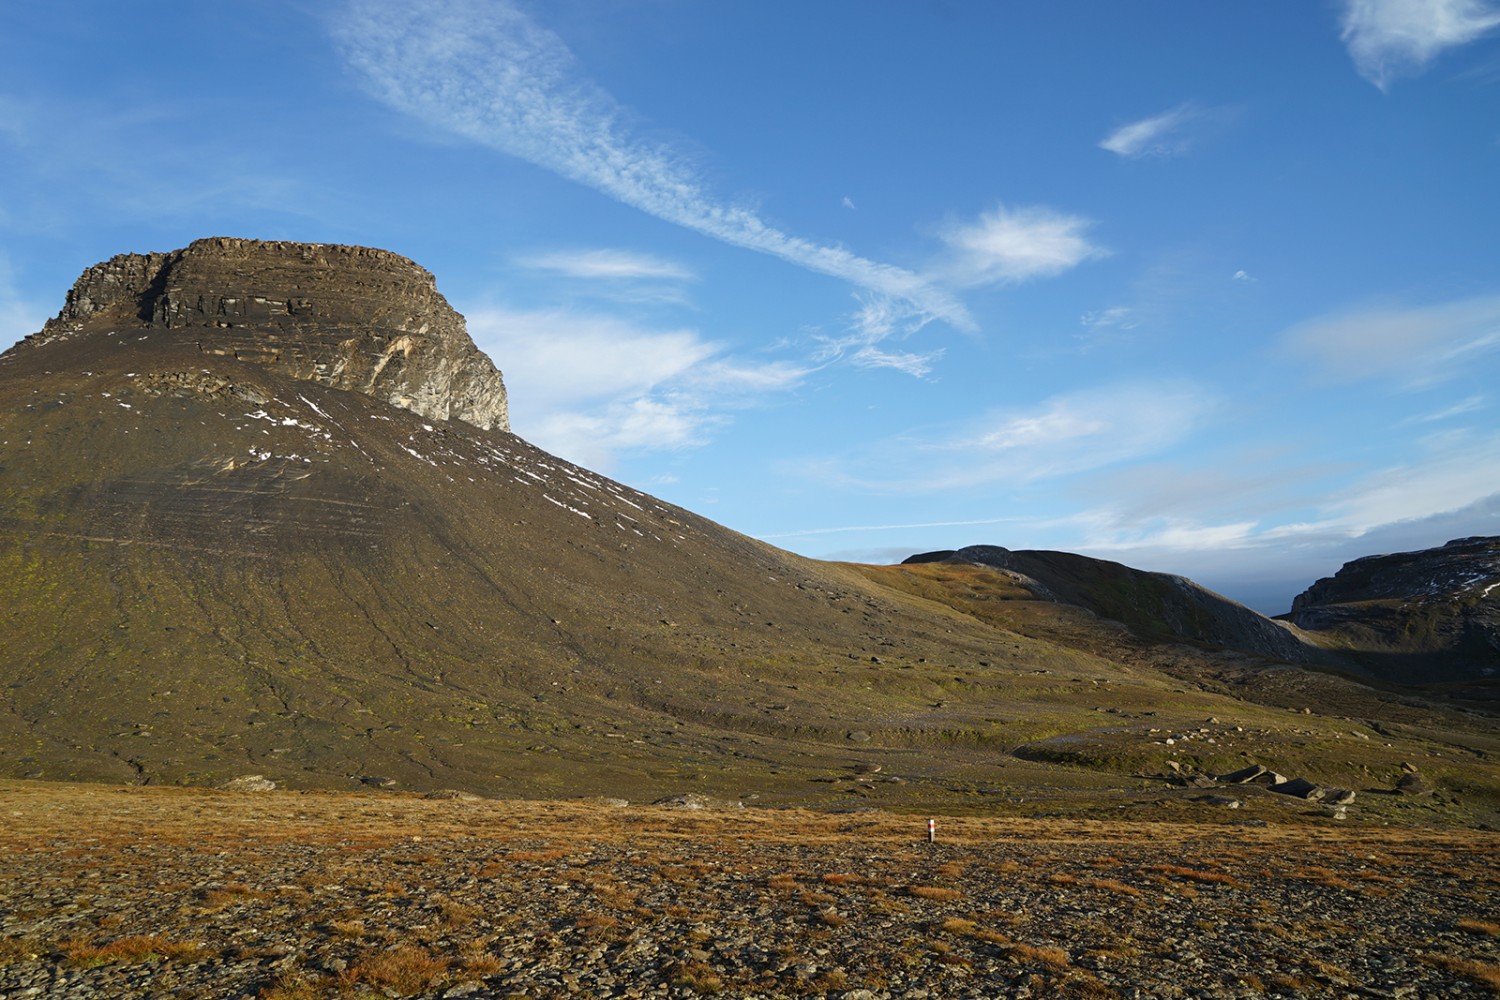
[334,0,970,328]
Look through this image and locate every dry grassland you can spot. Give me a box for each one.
[2,781,1499,998]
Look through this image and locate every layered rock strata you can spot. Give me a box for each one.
[30,237,508,431]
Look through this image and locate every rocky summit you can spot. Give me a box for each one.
[1,239,1497,827]
[25,237,508,431]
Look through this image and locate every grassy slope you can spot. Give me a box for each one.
[1,331,1497,823]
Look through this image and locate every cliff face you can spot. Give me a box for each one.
[1285,537,1500,683]
[30,237,508,432]
[1290,537,1500,612]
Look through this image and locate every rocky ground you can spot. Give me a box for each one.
[1,782,1498,999]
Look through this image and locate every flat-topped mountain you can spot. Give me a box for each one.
[25,236,508,431]
[1,239,1496,822]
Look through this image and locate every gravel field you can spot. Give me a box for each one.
[1,782,1498,999]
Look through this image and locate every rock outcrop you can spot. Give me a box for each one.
[1290,537,1500,614]
[1285,537,1500,684]
[28,237,508,431]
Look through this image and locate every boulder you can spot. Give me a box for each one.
[1269,777,1326,801]
[653,793,743,810]
[1192,794,1242,809]
[217,774,276,792]
[1396,772,1432,796]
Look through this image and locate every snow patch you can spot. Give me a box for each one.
[298,394,331,420]
[399,444,438,467]
[543,494,592,519]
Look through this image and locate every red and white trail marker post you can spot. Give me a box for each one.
[927,818,936,843]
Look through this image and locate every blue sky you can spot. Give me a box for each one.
[3,1,1499,612]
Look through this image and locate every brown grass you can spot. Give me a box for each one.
[1150,864,1248,888]
[433,896,482,927]
[256,971,325,1000]
[574,911,620,935]
[670,960,724,994]
[199,883,272,911]
[1420,954,1500,994]
[1085,877,1142,897]
[62,934,208,967]
[459,947,504,977]
[1006,942,1072,970]
[349,944,450,993]
[1458,919,1500,937]
[0,937,41,965]
[816,907,848,928]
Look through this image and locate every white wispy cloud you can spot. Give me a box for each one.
[1341,0,1500,89]
[1099,104,1201,159]
[1080,306,1137,331]
[1322,428,1500,533]
[1076,429,1500,552]
[466,305,805,468]
[798,380,1215,493]
[809,295,944,378]
[1038,426,1500,608]
[759,516,1027,540]
[516,248,694,282]
[936,203,1106,288]
[1280,293,1500,385]
[333,0,970,329]
[1403,394,1488,423]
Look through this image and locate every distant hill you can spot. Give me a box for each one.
[2,238,1495,821]
[902,545,1315,663]
[1283,537,1500,686]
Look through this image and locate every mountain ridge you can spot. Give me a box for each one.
[2,239,1496,823]
[902,544,1317,664]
